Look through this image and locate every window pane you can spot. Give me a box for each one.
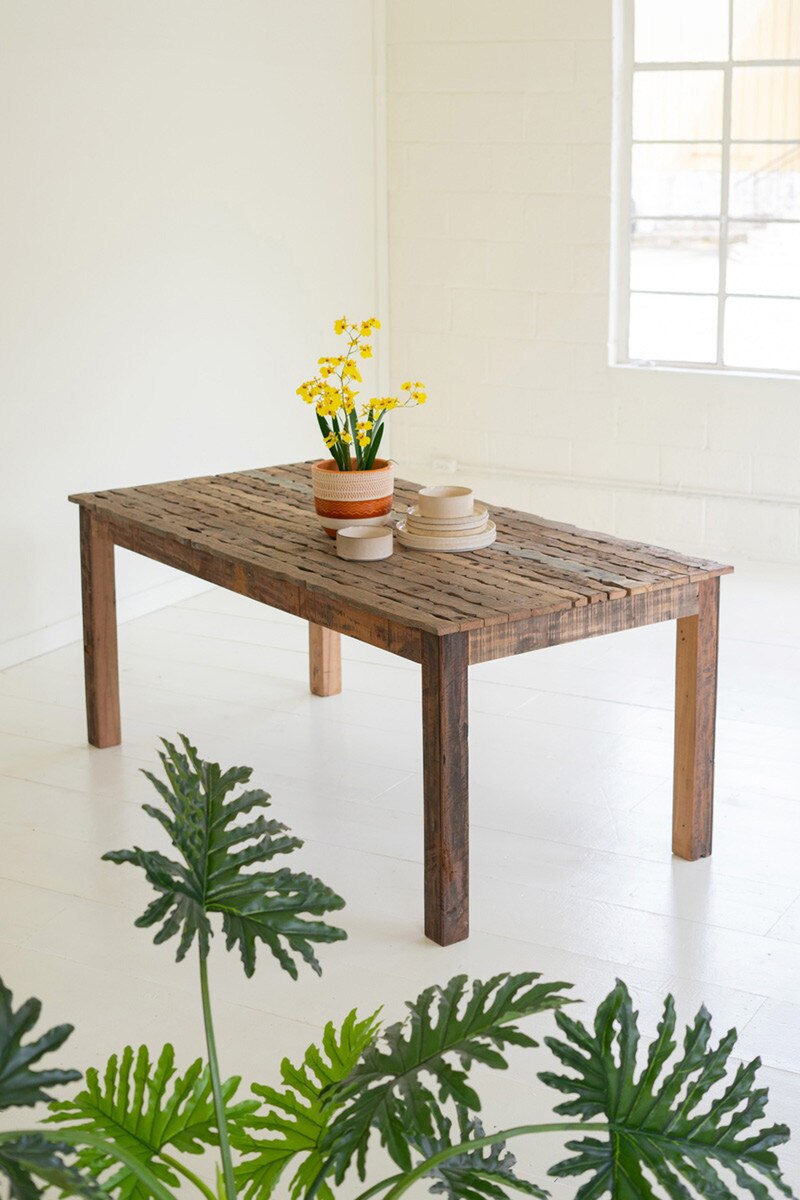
[729,143,800,218]
[733,0,800,60]
[629,293,718,361]
[727,220,800,295]
[635,0,729,61]
[633,71,724,140]
[632,144,722,216]
[631,219,720,291]
[731,67,800,140]
[724,296,800,369]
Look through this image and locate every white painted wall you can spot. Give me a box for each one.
[386,0,800,565]
[1,0,383,667]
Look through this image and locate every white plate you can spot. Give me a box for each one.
[405,517,489,540]
[396,519,496,552]
[406,503,488,531]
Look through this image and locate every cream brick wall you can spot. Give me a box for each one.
[1,0,381,667]
[386,0,800,563]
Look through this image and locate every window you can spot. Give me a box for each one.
[613,0,800,373]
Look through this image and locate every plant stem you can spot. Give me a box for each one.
[199,950,238,1200]
[304,1155,334,1200]
[377,1122,610,1200]
[0,1128,178,1200]
[351,1172,404,1200]
[161,1151,218,1200]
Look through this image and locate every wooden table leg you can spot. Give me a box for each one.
[673,577,720,859]
[80,509,121,748]
[422,631,469,945]
[309,623,342,696]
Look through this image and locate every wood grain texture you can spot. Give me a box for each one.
[95,510,425,660]
[79,509,121,748]
[422,631,469,946]
[469,583,701,664]
[309,623,342,696]
[673,577,720,860]
[69,462,733,639]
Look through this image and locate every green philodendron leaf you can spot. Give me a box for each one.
[322,972,573,1181]
[103,735,347,978]
[0,1135,101,1200]
[0,978,80,1112]
[413,1107,548,1200]
[46,1043,257,1200]
[0,980,94,1199]
[233,1008,381,1200]
[540,980,797,1200]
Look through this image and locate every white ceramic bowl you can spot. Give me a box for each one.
[336,526,393,561]
[417,485,474,519]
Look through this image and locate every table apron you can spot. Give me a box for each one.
[96,510,423,663]
[468,581,701,663]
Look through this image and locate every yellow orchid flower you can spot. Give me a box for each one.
[297,316,427,466]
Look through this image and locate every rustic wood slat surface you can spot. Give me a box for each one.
[70,462,732,637]
[70,461,733,947]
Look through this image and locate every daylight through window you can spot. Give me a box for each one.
[616,0,800,373]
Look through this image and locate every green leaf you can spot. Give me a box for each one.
[316,413,343,469]
[540,980,797,1200]
[47,1043,256,1200]
[234,1008,381,1200]
[363,421,384,470]
[0,1134,100,1200]
[0,980,96,1200]
[413,1108,548,1200]
[103,735,347,978]
[323,972,573,1181]
[0,977,80,1112]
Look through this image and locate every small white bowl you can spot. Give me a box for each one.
[417,485,474,519]
[336,526,393,561]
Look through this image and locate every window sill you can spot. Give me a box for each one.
[611,360,800,383]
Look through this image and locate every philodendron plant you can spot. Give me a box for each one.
[0,737,796,1200]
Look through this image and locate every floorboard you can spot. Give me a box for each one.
[1,561,798,1191]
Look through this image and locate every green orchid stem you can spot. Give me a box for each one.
[161,1150,218,1200]
[199,951,238,1200]
[375,1122,611,1200]
[0,1127,177,1200]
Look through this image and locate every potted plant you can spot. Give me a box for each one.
[297,317,426,536]
[0,736,795,1200]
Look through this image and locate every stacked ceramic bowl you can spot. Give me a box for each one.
[396,486,496,552]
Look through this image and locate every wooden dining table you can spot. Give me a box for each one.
[70,462,733,946]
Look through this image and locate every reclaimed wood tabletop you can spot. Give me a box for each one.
[70,462,733,945]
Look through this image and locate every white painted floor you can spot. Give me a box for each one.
[1,561,799,1195]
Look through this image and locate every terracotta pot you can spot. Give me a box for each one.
[311,458,395,538]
